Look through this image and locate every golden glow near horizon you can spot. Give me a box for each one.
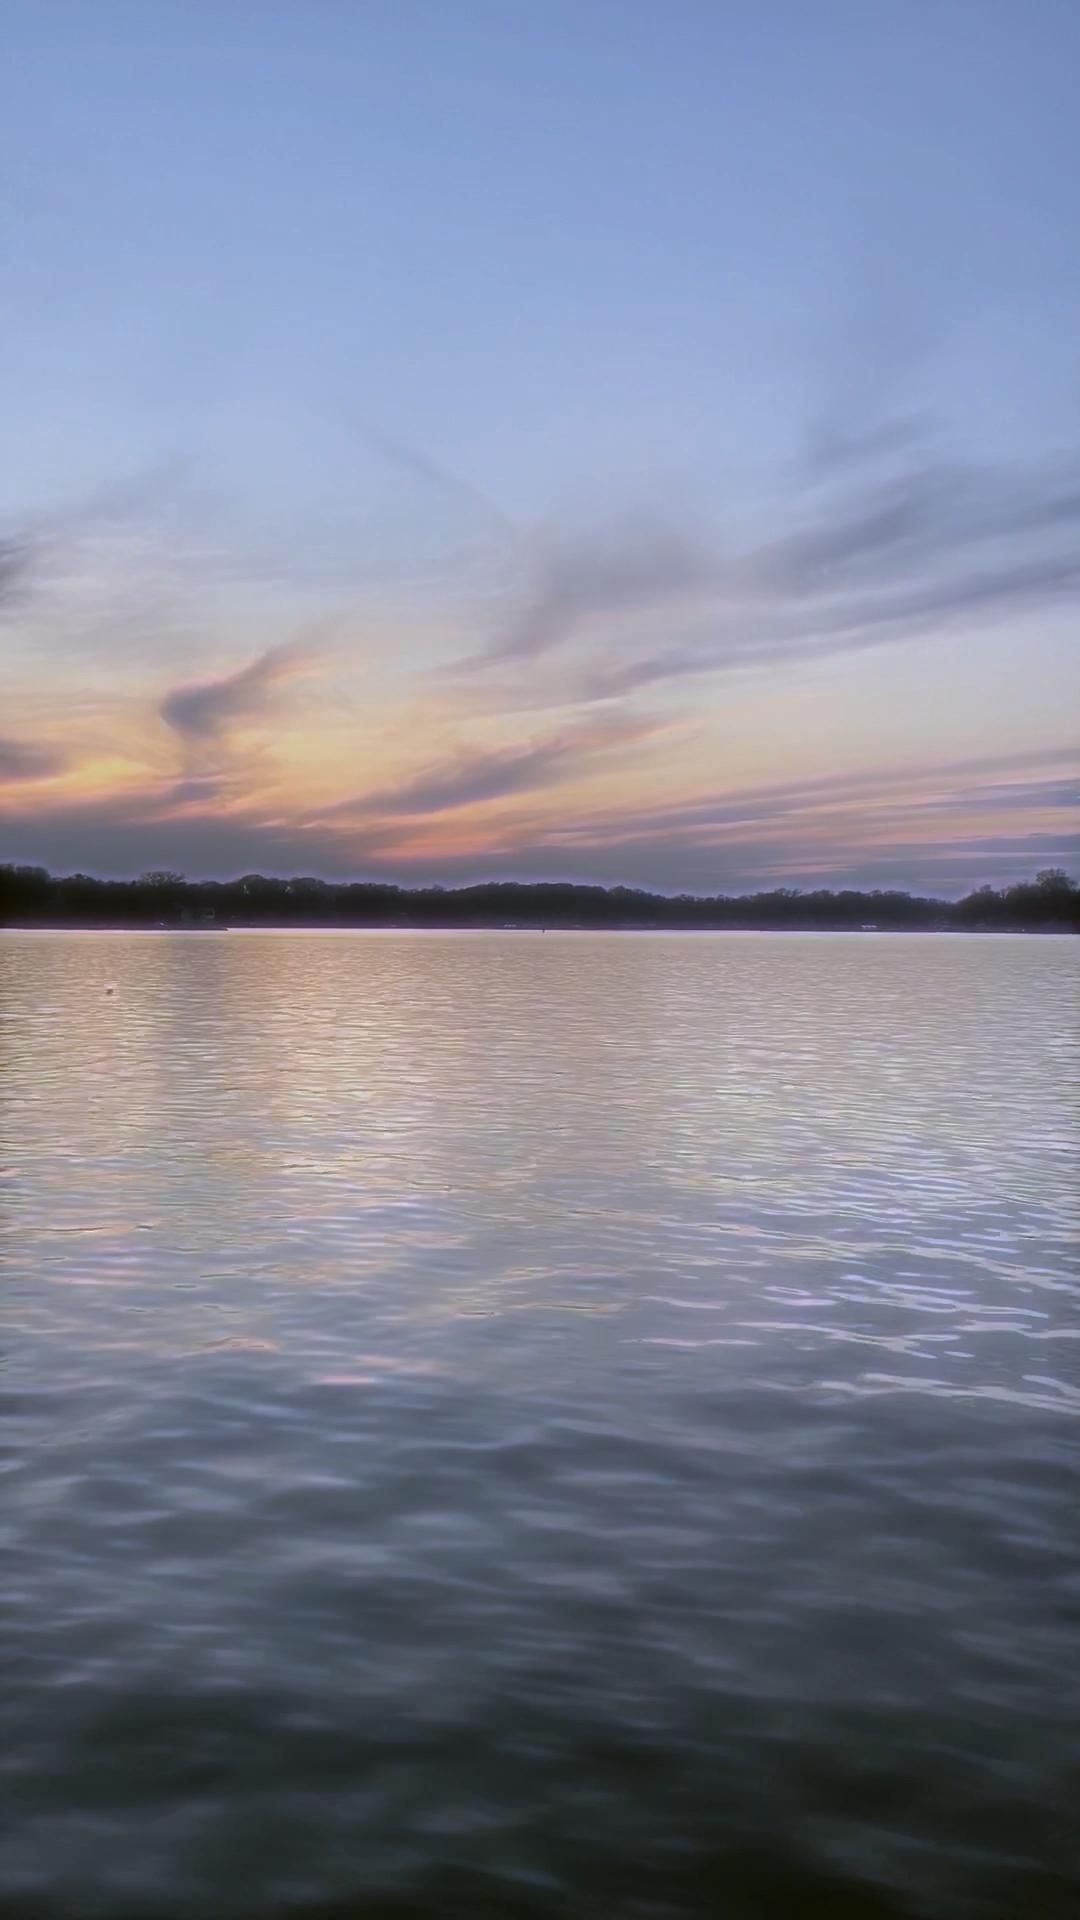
[3,474,1078,893]
[3,599,1076,892]
[3,5,1079,895]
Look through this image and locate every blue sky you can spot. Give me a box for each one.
[2,1,1078,890]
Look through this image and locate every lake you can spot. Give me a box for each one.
[1,931,1077,1919]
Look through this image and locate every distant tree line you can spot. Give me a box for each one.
[2,864,1077,930]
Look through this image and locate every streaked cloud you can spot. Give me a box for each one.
[3,411,1076,895]
[456,440,1080,704]
[0,539,30,606]
[322,715,665,821]
[519,746,1079,856]
[160,642,314,741]
[0,734,67,782]
[3,741,1073,898]
[472,516,713,669]
[334,411,516,541]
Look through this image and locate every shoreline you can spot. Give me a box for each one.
[4,921,1075,936]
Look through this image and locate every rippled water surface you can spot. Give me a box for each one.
[2,931,1078,1919]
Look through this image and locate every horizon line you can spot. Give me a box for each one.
[4,861,1076,909]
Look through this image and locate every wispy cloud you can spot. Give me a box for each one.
[3,741,1074,895]
[524,743,1078,842]
[334,411,516,541]
[322,715,664,821]
[453,438,1080,700]
[6,389,1076,896]
[0,539,30,607]
[469,516,713,669]
[0,734,67,782]
[1,459,193,611]
[160,641,314,741]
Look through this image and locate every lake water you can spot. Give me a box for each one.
[1,931,1077,1919]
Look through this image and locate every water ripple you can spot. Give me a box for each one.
[1,931,1077,1919]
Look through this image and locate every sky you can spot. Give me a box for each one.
[2,0,1078,895]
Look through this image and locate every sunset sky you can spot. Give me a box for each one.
[3,0,1078,894]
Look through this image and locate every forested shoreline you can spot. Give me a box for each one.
[2,864,1077,931]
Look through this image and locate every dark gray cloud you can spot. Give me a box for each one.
[0,532,41,623]
[593,541,1080,698]
[0,735,67,781]
[0,539,29,605]
[802,414,930,477]
[760,470,952,593]
[160,642,309,740]
[757,455,1080,596]
[940,777,1080,813]
[165,773,232,806]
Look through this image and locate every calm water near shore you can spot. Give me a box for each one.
[2,931,1077,1919]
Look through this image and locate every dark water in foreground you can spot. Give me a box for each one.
[2,931,1077,1920]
